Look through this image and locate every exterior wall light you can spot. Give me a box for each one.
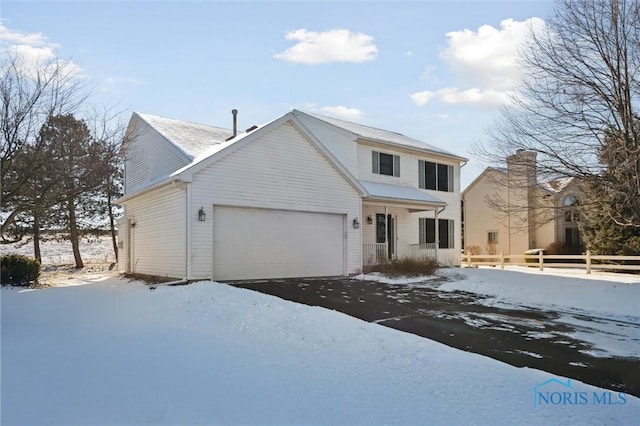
[198,207,206,222]
[367,215,373,225]
[353,217,360,229]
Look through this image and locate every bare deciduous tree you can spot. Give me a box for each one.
[1,53,88,240]
[475,0,639,251]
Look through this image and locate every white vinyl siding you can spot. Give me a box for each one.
[123,185,186,278]
[124,120,191,194]
[189,121,362,280]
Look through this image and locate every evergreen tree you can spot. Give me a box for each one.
[38,114,109,268]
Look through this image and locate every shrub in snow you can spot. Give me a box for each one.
[1,254,40,286]
[372,257,438,277]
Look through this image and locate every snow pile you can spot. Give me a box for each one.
[354,271,439,285]
[2,277,638,425]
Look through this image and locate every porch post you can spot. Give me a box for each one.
[384,206,389,260]
[434,208,439,261]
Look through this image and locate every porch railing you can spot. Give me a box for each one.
[408,243,437,260]
[363,243,387,266]
[363,242,437,266]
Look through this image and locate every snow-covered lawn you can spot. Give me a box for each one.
[1,234,116,265]
[2,268,639,425]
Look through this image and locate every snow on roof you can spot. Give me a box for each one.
[360,180,446,205]
[136,113,235,159]
[539,176,574,193]
[302,111,466,161]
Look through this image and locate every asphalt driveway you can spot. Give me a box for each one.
[230,275,640,398]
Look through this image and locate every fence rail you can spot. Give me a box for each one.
[462,251,640,274]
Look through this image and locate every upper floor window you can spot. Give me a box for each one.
[563,195,580,223]
[419,160,453,192]
[372,151,400,177]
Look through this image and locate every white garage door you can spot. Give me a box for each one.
[212,206,345,280]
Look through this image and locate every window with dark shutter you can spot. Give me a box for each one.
[419,218,453,248]
[419,160,453,192]
[373,151,400,177]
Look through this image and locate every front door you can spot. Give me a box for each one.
[376,213,395,260]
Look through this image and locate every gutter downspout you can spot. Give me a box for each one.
[384,205,389,260]
[170,180,190,280]
[185,182,192,280]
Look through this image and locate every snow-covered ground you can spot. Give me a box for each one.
[2,238,639,424]
[1,234,116,265]
[2,271,639,425]
[438,267,640,359]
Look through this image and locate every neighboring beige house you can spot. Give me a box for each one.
[117,109,467,281]
[463,150,582,255]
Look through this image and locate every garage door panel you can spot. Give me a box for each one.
[212,207,345,280]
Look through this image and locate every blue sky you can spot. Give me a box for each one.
[1,0,555,188]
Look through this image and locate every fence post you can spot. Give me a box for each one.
[467,253,472,268]
[586,250,591,275]
[539,250,544,271]
[500,252,504,269]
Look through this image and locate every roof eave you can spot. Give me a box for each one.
[356,137,468,163]
[364,195,447,210]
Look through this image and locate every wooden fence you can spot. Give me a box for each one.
[462,251,640,274]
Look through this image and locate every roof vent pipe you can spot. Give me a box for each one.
[232,109,238,137]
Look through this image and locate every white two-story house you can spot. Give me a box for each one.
[117,109,467,281]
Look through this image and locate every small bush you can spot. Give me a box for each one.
[1,254,41,286]
[372,257,439,277]
[485,243,497,255]
[465,246,481,256]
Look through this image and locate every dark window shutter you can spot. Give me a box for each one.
[393,155,400,177]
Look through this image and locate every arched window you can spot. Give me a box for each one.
[564,194,578,207]
[562,194,581,247]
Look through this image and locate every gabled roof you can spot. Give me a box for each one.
[135,112,234,160]
[540,177,574,194]
[293,110,467,162]
[360,180,446,207]
[463,164,577,196]
[118,111,367,203]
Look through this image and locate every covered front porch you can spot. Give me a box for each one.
[359,181,447,269]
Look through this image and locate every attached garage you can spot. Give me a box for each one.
[212,206,346,280]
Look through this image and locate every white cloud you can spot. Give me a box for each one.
[411,17,545,108]
[411,87,511,107]
[275,29,377,65]
[0,21,83,78]
[320,105,364,121]
[409,90,437,106]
